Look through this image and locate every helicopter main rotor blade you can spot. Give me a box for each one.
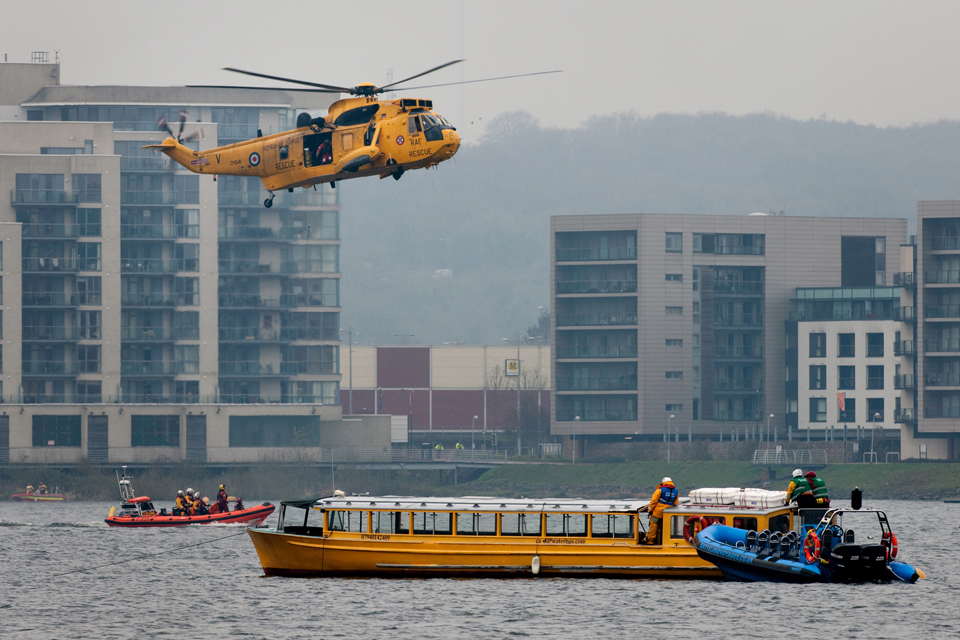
[379,59,464,91]
[398,70,564,92]
[222,68,353,92]
[185,84,343,94]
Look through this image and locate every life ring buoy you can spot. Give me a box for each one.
[803,529,821,564]
[883,532,899,560]
[684,515,710,542]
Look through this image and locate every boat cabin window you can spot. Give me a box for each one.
[456,513,497,536]
[328,510,367,533]
[591,514,634,538]
[670,516,685,539]
[281,505,309,533]
[733,517,758,532]
[546,513,588,537]
[500,513,541,536]
[372,511,406,534]
[768,514,790,533]
[412,511,452,535]
[305,507,324,535]
[408,116,422,135]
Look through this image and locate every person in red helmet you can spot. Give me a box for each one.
[805,470,830,506]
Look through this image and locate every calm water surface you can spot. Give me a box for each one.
[0,499,957,639]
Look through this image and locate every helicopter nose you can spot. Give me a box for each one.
[448,129,461,148]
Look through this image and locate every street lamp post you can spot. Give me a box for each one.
[668,414,675,463]
[573,416,580,464]
[504,337,524,455]
[339,327,358,415]
[767,414,774,446]
[872,412,881,454]
[472,415,478,449]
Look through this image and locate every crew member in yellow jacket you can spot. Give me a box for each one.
[642,477,679,545]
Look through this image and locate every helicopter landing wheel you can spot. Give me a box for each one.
[393,167,405,181]
[264,195,274,208]
[386,158,397,166]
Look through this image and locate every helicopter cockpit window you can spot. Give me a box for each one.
[420,114,445,142]
[408,116,422,135]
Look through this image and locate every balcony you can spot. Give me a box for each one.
[925,305,960,319]
[714,314,763,327]
[713,410,762,421]
[23,326,70,341]
[121,259,175,273]
[22,361,77,375]
[924,373,960,387]
[218,260,277,274]
[556,280,637,295]
[925,339,960,353]
[121,327,174,341]
[120,191,182,205]
[556,409,637,421]
[893,272,916,287]
[714,379,763,392]
[555,247,637,262]
[925,271,960,285]
[218,328,282,341]
[279,328,338,342]
[218,361,278,376]
[896,307,916,321]
[713,281,763,295]
[279,362,338,375]
[22,257,77,272]
[894,408,917,425]
[23,293,68,307]
[894,341,916,356]
[714,346,763,359]
[120,156,174,172]
[12,189,79,205]
[121,293,176,307]
[556,377,637,391]
[120,360,174,376]
[556,345,638,359]
[556,312,638,327]
[279,293,336,308]
[217,192,261,207]
[894,374,917,390]
[121,225,175,239]
[931,236,960,251]
[219,226,278,241]
[924,407,960,419]
[218,295,281,309]
[20,224,85,239]
[218,123,260,142]
[280,260,337,274]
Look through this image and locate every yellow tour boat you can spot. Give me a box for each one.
[247,488,797,578]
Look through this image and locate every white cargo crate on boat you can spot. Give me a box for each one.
[736,489,787,508]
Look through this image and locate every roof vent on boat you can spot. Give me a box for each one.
[420,502,427,506]
[395,502,401,506]
[447,503,453,507]
[473,504,479,508]
[500,503,506,507]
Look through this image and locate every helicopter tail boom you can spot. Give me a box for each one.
[141,138,209,174]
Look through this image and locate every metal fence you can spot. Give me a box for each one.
[751,449,828,466]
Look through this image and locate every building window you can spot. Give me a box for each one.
[131,415,180,447]
[838,333,855,358]
[173,175,200,204]
[875,237,886,285]
[666,339,683,347]
[175,345,200,374]
[809,333,826,358]
[665,404,683,412]
[810,365,827,390]
[174,311,200,340]
[175,209,200,238]
[666,306,683,316]
[76,345,101,373]
[27,110,43,121]
[174,243,200,272]
[666,371,683,380]
[76,242,101,271]
[867,365,884,389]
[174,277,200,305]
[665,273,683,282]
[665,232,682,254]
[809,398,826,423]
[175,380,200,402]
[76,381,101,403]
[839,397,856,423]
[228,415,321,447]
[76,311,101,339]
[32,415,81,447]
[867,398,884,422]
[73,174,101,203]
[76,208,101,236]
[867,333,884,358]
[75,276,101,305]
[837,366,855,390]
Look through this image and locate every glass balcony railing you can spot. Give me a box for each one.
[556,377,638,391]
[556,312,638,327]
[894,340,916,356]
[218,295,280,308]
[555,247,637,262]
[714,346,763,359]
[932,236,960,250]
[925,271,960,285]
[893,272,916,287]
[556,280,637,294]
[21,361,76,375]
[12,190,79,204]
[279,362,338,375]
[278,294,337,308]
[894,408,917,424]
[925,305,960,319]
[21,224,86,238]
[556,409,637,422]
[121,327,173,341]
[923,373,960,386]
[714,314,763,327]
[218,361,277,376]
[556,345,638,359]
[925,339,960,353]
[219,226,278,240]
[279,328,338,341]
[120,360,174,375]
[121,225,175,239]
[218,260,277,274]
[218,124,260,141]
[713,281,763,294]
[714,378,763,391]
[121,293,176,307]
[217,192,261,207]
[280,260,338,274]
[22,257,77,272]
[713,410,762,422]
[924,407,960,419]
[121,259,175,273]
[896,307,916,321]
[23,326,69,340]
[218,328,282,341]
[120,156,175,172]
[120,191,181,205]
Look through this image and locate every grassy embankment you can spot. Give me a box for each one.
[3,461,960,501]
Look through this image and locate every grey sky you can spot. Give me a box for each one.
[4,0,960,140]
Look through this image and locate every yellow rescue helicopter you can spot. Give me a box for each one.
[146,61,559,208]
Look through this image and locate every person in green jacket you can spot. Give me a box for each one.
[804,471,830,506]
[785,469,816,508]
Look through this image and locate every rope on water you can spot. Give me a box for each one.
[54,529,250,577]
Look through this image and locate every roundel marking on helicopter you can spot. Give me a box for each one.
[249,152,261,167]
[396,135,405,146]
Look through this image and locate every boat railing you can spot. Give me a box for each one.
[751,449,828,466]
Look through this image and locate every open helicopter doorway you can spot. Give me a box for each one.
[304,132,333,168]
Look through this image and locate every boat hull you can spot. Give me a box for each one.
[246,527,723,579]
[105,503,274,528]
[12,494,64,502]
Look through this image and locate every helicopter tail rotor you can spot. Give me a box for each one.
[157,109,202,143]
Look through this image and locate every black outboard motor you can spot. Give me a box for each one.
[828,542,889,582]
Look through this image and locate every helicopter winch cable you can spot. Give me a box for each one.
[53,529,249,577]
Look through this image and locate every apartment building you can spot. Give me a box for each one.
[550,212,908,444]
[0,58,385,464]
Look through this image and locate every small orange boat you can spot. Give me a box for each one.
[104,467,274,528]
